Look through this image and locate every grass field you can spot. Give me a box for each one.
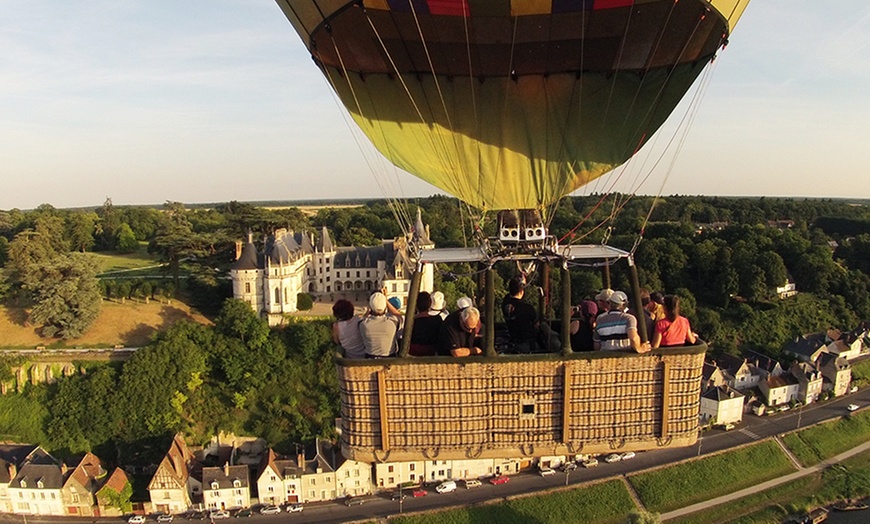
[389,480,636,524]
[628,441,796,513]
[91,243,158,274]
[782,410,870,466]
[850,359,870,387]
[0,300,210,349]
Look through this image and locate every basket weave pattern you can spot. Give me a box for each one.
[338,348,705,462]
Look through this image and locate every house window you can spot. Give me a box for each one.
[164,491,170,499]
[211,482,219,490]
[72,493,80,503]
[308,490,315,498]
[410,474,415,481]
[353,470,359,477]
[409,464,415,471]
[233,480,241,488]
[388,465,394,473]
[388,477,394,484]
[235,489,242,496]
[267,486,274,493]
[310,478,316,486]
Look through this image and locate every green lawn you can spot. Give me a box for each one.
[91,243,159,274]
[389,480,636,524]
[850,359,870,386]
[628,441,796,513]
[782,410,870,466]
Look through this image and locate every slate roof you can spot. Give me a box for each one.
[818,352,850,371]
[746,350,782,375]
[701,386,743,402]
[232,232,260,271]
[202,464,249,490]
[783,333,828,361]
[13,447,64,490]
[0,444,38,483]
[317,225,334,252]
[766,373,799,389]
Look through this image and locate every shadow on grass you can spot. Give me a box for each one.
[3,306,30,327]
[121,323,158,347]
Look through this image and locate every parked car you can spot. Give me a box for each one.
[848,404,860,412]
[156,514,174,523]
[581,458,598,468]
[234,509,253,518]
[562,462,578,472]
[603,453,622,463]
[286,504,303,513]
[259,505,281,515]
[186,510,206,520]
[128,516,146,524]
[412,488,428,497]
[210,511,230,520]
[620,451,636,461]
[436,480,457,493]
[463,479,482,489]
[390,491,407,501]
[345,497,366,506]
[489,475,510,485]
[539,467,556,476]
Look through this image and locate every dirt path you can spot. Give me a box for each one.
[0,300,211,348]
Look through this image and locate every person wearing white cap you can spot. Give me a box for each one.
[456,296,474,310]
[595,288,614,314]
[429,291,448,320]
[593,290,650,353]
[360,291,400,358]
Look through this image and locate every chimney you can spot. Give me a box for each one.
[7,463,16,480]
[223,462,230,477]
[297,452,305,473]
[235,240,243,261]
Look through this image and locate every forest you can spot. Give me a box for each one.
[1,194,870,464]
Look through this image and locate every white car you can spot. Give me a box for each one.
[539,467,556,476]
[436,480,457,493]
[259,506,281,515]
[463,479,482,489]
[620,451,636,461]
[286,504,303,513]
[848,404,859,412]
[603,453,622,463]
[581,458,598,468]
[210,510,230,519]
[128,516,146,524]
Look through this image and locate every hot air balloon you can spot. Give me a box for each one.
[275,0,749,465]
[276,0,747,211]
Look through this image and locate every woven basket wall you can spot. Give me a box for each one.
[338,346,706,463]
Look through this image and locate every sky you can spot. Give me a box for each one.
[1,1,869,210]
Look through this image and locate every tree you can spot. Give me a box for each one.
[27,254,102,339]
[296,293,314,311]
[66,212,97,252]
[626,510,661,524]
[149,202,206,288]
[115,223,139,253]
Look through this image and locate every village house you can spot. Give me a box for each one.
[231,211,434,325]
[783,334,828,364]
[95,467,131,517]
[759,373,801,407]
[0,444,38,513]
[717,354,759,392]
[699,386,744,426]
[373,461,423,490]
[256,449,304,506]
[701,361,728,393]
[790,362,824,404]
[825,325,867,361]
[148,435,201,515]
[7,447,65,516]
[818,353,852,397]
[60,452,106,517]
[201,463,250,511]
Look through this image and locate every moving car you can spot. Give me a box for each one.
[539,467,556,477]
[562,462,577,472]
[463,479,482,489]
[345,497,366,506]
[210,510,231,520]
[620,451,636,461]
[128,516,146,524]
[604,453,622,463]
[489,475,510,485]
[390,491,407,501]
[436,480,457,493]
[286,504,303,513]
[156,514,174,523]
[234,509,253,518]
[412,488,427,497]
[259,506,281,515]
[848,404,859,412]
[581,458,599,468]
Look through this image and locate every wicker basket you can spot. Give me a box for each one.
[337,344,706,462]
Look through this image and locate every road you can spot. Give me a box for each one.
[3,390,868,524]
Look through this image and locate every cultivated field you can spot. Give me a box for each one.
[0,300,211,349]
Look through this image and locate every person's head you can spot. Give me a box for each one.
[456,296,473,310]
[460,306,480,332]
[332,299,355,321]
[508,277,525,297]
[579,300,598,320]
[663,295,680,322]
[650,292,664,306]
[609,290,628,312]
[430,291,445,314]
[416,291,432,313]
[369,292,387,315]
[640,288,653,311]
[595,288,614,311]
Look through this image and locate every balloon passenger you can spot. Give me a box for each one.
[429,291,449,320]
[593,291,650,353]
[502,277,559,353]
[361,292,400,358]
[569,300,598,352]
[408,291,442,356]
[438,306,484,357]
[332,299,365,359]
[652,295,697,348]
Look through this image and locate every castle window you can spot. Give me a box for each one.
[245,282,251,294]
[275,288,281,304]
[327,286,331,292]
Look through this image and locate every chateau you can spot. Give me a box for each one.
[231,210,434,325]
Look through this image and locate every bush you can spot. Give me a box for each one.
[296,293,314,311]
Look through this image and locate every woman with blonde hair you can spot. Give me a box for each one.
[651,295,697,348]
